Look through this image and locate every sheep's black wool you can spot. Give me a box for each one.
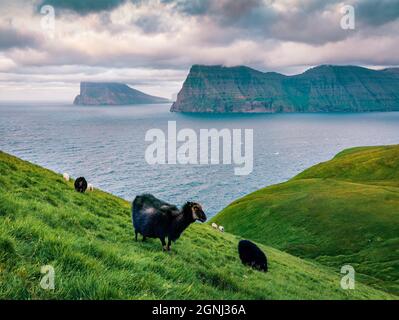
[238,240,268,272]
[132,194,207,251]
[74,177,88,193]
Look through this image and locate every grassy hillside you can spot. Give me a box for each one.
[0,151,394,300]
[214,145,399,296]
[295,145,399,186]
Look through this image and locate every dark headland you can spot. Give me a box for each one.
[74,82,169,106]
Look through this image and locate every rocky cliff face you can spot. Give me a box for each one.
[74,82,169,105]
[171,65,399,113]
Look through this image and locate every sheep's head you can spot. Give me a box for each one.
[185,202,207,223]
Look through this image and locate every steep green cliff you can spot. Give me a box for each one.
[171,65,399,113]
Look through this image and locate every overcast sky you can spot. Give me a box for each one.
[0,0,398,101]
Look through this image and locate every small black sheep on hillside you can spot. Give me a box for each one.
[74,177,88,193]
[238,240,268,272]
[132,194,207,251]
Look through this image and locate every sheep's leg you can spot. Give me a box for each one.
[142,236,147,242]
[167,239,172,251]
[135,231,138,242]
[161,238,167,251]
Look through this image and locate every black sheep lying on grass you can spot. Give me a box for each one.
[132,194,207,251]
[238,240,268,272]
[74,177,87,193]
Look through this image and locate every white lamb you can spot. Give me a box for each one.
[87,183,94,192]
[211,223,218,229]
[63,173,70,182]
[219,226,225,233]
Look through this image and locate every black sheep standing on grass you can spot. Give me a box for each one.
[132,194,207,251]
[238,240,268,272]
[74,177,88,193]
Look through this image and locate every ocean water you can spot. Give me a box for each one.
[1,102,399,218]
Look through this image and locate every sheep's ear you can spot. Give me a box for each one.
[186,202,193,207]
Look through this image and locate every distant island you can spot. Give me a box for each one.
[171,65,399,113]
[74,82,169,106]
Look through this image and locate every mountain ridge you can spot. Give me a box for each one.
[171,65,399,113]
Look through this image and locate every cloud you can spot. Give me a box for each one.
[135,14,165,33]
[163,0,276,33]
[161,0,210,16]
[37,0,128,15]
[154,0,354,45]
[0,0,398,101]
[0,24,42,50]
[357,0,399,26]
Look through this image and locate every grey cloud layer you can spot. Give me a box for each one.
[357,0,399,26]
[0,0,398,100]
[38,0,128,15]
[34,0,399,45]
[0,24,42,50]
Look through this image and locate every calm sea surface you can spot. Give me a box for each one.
[1,102,399,218]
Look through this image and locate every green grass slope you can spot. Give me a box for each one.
[0,151,394,300]
[295,145,399,186]
[214,145,399,296]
